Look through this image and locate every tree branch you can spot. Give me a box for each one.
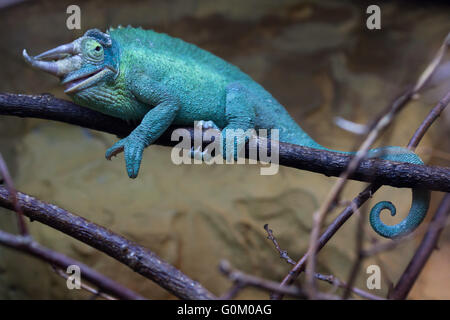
[0,153,29,236]
[408,90,450,150]
[218,260,341,300]
[0,230,145,300]
[0,185,216,300]
[0,93,448,192]
[264,223,384,300]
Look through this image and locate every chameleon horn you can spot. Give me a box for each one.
[23,49,61,76]
[34,42,78,60]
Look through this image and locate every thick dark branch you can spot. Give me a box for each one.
[0,93,448,192]
[0,185,216,300]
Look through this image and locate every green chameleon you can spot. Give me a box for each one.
[23,27,429,239]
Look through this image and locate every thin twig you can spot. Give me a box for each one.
[219,283,245,300]
[264,223,382,300]
[273,184,379,299]
[413,32,450,92]
[315,273,385,300]
[218,260,340,300]
[0,230,145,300]
[52,266,117,300]
[264,224,296,265]
[362,234,414,257]
[408,90,450,150]
[342,203,366,299]
[0,153,28,236]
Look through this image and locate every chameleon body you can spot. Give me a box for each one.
[23,27,429,238]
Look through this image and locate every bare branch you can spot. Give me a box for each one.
[273,184,379,299]
[0,186,216,300]
[52,267,117,300]
[0,153,28,236]
[0,93,448,192]
[264,224,296,265]
[408,90,450,150]
[218,260,340,300]
[264,223,383,300]
[342,204,366,299]
[315,273,385,300]
[0,230,144,300]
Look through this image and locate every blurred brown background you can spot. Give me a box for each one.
[0,0,449,299]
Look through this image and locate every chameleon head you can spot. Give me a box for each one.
[23,29,119,95]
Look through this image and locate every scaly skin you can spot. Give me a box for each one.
[23,27,429,238]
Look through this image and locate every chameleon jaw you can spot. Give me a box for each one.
[63,67,112,94]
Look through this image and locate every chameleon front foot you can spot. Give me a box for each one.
[105,135,146,179]
[189,120,219,161]
[190,145,213,161]
[195,120,219,130]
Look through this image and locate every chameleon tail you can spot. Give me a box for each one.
[281,120,430,239]
[344,146,430,239]
[369,188,430,238]
[273,111,430,239]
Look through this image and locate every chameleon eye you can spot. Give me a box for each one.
[83,39,104,62]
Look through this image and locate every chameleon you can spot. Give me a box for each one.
[22,27,429,239]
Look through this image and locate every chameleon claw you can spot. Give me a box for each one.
[105,144,124,160]
[190,145,204,161]
[195,120,219,130]
[202,147,213,162]
[195,120,204,129]
[189,145,215,161]
[121,140,144,179]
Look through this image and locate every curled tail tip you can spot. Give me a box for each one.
[369,201,403,239]
[369,189,430,239]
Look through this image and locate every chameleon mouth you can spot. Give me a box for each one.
[63,68,111,94]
